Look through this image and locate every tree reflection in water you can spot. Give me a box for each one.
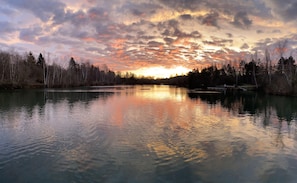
[188,92,297,148]
[1,86,297,182]
[188,92,297,123]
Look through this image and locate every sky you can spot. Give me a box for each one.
[1,0,297,78]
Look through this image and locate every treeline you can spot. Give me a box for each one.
[127,53,297,96]
[187,61,261,88]
[0,51,119,88]
[2,49,297,95]
[185,55,297,95]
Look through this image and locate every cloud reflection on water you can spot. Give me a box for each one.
[1,86,297,182]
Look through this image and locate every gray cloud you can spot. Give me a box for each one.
[253,38,275,51]
[52,6,112,27]
[131,9,144,16]
[158,19,202,40]
[172,28,189,37]
[252,38,297,60]
[272,29,281,34]
[231,11,252,29]
[53,10,88,26]
[3,0,65,22]
[200,11,220,28]
[0,21,16,33]
[85,47,106,55]
[164,37,175,45]
[190,31,202,39]
[119,2,161,18]
[179,14,193,20]
[240,43,249,50]
[226,33,233,38]
[203,36,233,47]
[37,35,81,47]
[1,0,296,72]
[0,21,16,41]
[264,0,297,21]
[0,6,17,16]
[159,19,179,36]
[19,26,43,42]
[88,7,109,20]
[147,41,164,47]
[158,0,205,11]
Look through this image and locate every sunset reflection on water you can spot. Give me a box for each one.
[1,86,297,182]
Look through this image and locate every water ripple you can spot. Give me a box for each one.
[0,136,55,170]
[2,86,297,183]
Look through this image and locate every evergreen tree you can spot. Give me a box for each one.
[27,52,36,64]
[69,57,77,69]
[37,53,45,68]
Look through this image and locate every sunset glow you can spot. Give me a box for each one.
[133,66,190,79]
[1,0,297,77]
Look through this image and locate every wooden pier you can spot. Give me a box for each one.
[188,85,257,94]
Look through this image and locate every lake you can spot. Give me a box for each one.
[1,85,297,183]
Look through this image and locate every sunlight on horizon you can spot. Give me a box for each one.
[132,66,191,79]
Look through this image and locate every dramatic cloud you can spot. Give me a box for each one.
[231,11,252,29]
[3,0,66,22]
[200,11,220,28]
[203,36,233,47]
[157,0,205,11]
[0,0,296,77]
[119,2,161,18]
[264,0,297,21]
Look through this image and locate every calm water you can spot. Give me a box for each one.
[1,85,297,183]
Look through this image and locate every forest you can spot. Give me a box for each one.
[0,50,297,95]
[170,54,297,95]
[0,51,119,88]
[186,55,297,94]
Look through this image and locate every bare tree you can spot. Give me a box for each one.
[265,48,271,84]
[0,52,10,83]
[252,51,258,88]
[9,54,16,83]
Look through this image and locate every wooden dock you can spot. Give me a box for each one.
[188,85,257,94]
[208,85,257,92]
